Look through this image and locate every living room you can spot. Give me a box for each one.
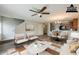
[0,4,79,55]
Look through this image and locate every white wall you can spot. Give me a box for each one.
[47,23,51,36]
[15,22,26,34]
[16,21,44,36]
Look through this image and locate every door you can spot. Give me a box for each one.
[43,24,48,35]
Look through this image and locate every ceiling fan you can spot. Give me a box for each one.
[29,6,50,17]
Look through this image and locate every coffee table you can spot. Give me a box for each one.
[26,41,52,55]
[46,44,60,55]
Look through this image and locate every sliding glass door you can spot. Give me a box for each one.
[2,17,16,40]
[0,16,24,41]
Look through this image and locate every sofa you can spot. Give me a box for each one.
[14,33,38,44]
[51,30,69,42]
[60,31,79,55]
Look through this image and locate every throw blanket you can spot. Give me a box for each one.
[69,42,79,53]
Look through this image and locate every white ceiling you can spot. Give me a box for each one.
[0,4,79,23]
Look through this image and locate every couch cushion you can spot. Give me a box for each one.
[15,39,28,44]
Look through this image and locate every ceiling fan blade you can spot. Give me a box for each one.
[41,12,50,14]
[32,14,37,16]
[39,6,47,13]
[29,9,37,12]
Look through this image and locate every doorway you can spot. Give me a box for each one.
[43,23,48,35]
